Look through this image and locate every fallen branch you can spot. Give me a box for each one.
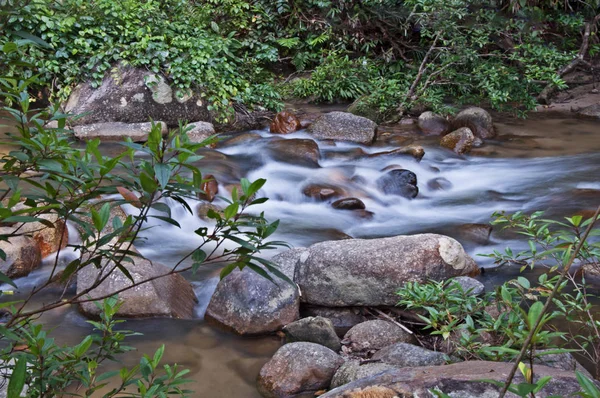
[370,307,414,335]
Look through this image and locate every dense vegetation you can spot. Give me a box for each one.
[2,0,599,120]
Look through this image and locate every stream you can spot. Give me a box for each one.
[2,110,600,396]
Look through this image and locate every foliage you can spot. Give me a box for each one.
[1,297,192,397]
[0,38,287,397]
[2,0,598,120]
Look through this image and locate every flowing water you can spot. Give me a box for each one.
[2,111,600,396]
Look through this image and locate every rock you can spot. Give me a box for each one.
[332,198,366,211]
[267,138,320,167]
[368,146,425,162]
[301,306,368,336]
[440,127,475,154]
[77,256,197,318]
[64,66,211,126]
[302,184,345,201]
[0,228,42,278]
[73,121,167,142]
[534,350,592,378]
[323,148,367,161]
[455,223,493,245]
[372,342,447,367]
[343,320,414,353]
[427,177,452,191]
[578,103,600,118]
[270,111,302,134]
[452,107,496,139]
[198,174,218,202]
[196,202,222,221]
[418,111,450,135]
[307,112,377,144]
[219,132,262,147]
[294,234,479,307]
[376,169,418,199]
[185,121,216,144]
[204,249,304,335]
[257,342,344,398]
[331,360,398,389]
[12,204,68,257]
[449,276,485,296]
[321,361,589,397]
[283,316,342,351]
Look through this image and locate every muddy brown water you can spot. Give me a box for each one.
[1,110,600,396]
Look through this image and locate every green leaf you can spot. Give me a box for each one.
[154,163,171,189]
[516,276,530,289]
[139,172,158,193]
[74,335,93,357]
[528,301,544,330]
[7,356,27,398]
[576,370,600,398]
[0,271,17,288]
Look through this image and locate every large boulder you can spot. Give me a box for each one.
[0,228,42,279]
[270,111,302,134]
[418,111,450,135]
[451,107,496,139]
[204,249,304,335]
[257,342,344,398]
[376,169,418,199]
[73,121,167,142]
[321,361,589,397]
[77,256,197,319]
[64,66,210,126]
[372,342,448,367]
[283,316,342,351]
[294,234,479,307]
[440,127,475,154]
[343,320,414,353]
[307,112,377,144]
[267,138,321,167]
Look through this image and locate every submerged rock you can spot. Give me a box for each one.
[77,256,197,319]
[307,112,377,144]
[418,111,450,135]
[321,361,587,397]
[452,107,496,139]
[302,184,345,201]
[73,121,167,142]
[294,234,479,307]
[267,138,320,167]
[368,146,425,161]
[204,249,304,335]
[427,177,452,191]
[257,342,344,398]
[283,316,342,351]
[440,127,475,154]
[270,111,302,134]
[0,228,42,278]
[332,198,366,211]
[376,169,418,199]
[343,320,414,353]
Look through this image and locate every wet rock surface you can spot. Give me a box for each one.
[257,342,344,398]
[371,342,448,367]
[294,234,480,307]
[331,198,366,210]
[270,111,302,134]
[204,248,304,335]
[77,256,197,319]
[440,127,475,154]
[267,138,320,167]
[302,184,346,201]
[376,169,418,199]
[307,112,377,144]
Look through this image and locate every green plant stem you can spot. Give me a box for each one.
[498,203,600,398]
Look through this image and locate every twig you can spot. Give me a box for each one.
[371,308,414,335]
[498,203,600,398]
